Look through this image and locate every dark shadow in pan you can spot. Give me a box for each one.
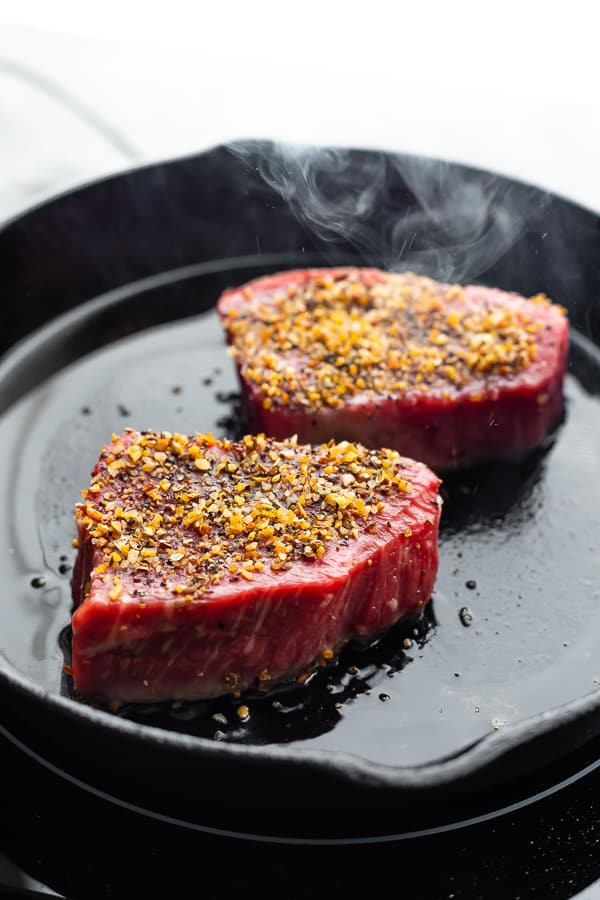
[438,419,564,535]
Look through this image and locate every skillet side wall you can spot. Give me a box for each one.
[1,142,599,366]
[4,678,600,837]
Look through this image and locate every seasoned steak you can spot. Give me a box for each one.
[71,430,441,703]
[217,267,569,471]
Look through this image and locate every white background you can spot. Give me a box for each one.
[0,1,599,219]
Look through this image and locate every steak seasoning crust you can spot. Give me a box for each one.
[71,430,442,703]
[217,267,569,471]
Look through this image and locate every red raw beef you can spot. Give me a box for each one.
[217,267,569,472]
[71,430,442,703]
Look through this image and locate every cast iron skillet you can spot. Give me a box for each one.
[0,140,599,841]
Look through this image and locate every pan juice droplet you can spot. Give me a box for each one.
[378,693,390,702]
[31,576,46,588]
[459,606,474,627]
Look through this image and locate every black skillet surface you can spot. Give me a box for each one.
[0,141,600,844]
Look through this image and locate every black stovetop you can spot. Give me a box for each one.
[1,727,599,900]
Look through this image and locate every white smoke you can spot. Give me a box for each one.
[228,139,550,284]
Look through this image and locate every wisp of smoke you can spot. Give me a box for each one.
[227,139,550,284]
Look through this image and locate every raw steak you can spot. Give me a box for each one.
[217,267,569,471]
[71,430,441,702]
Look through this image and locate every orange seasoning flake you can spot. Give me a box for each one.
[222,271,560,412]
[75,430,418,601]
